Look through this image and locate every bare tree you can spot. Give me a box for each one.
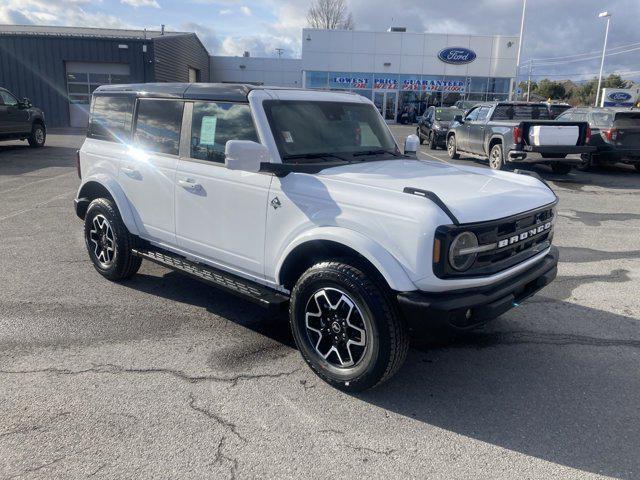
[307,0,354,30]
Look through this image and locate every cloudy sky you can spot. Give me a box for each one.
[1,0,639,81]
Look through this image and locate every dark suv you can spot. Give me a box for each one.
[556,107,640,171]
[417,106,458,149]
[0,87,46,147]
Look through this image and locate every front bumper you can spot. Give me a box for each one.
[508,145,595,163]
[397,246,558,332]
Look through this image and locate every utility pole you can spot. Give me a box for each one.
[526,60,533,101]
[595,11,611,107]
[511,0,527,100]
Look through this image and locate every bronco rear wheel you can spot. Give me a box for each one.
[290,260,408,392]
[84,198,141,280]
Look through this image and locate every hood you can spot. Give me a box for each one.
[435,121,451,129]
[317,159,556,224]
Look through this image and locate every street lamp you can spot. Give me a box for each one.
[595,11,611,107]
[511,0,527,100]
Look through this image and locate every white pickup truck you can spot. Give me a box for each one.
[75,84,559,391]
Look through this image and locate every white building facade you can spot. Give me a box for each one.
[210,28,519,122]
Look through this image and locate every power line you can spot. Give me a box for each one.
[529,46,640,66]
[527,40,640,62]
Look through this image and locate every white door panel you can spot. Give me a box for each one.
[118,149,178,244]
[175,160,272,278]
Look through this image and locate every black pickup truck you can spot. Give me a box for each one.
[446,102,594,174]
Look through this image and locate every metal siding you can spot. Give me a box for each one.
[0,34,149,127]
[152,34,210,83]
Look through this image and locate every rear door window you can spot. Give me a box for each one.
[88,95,134,142]
[190,102,258,163]
[476,107,490,121]
[133,99,183,155]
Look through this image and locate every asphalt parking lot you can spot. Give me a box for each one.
[1,127,639,479]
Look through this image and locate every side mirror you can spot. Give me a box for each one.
[404,134,420,157]
[20,98,32,108]
[225,140,269,173]
[454,114,464,124]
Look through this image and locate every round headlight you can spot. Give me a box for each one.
[449,232,478,271]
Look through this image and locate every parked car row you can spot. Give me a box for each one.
[418,100,640,174]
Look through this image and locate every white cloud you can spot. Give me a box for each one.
[219,8,232,15]
[120,0,160,7]
[0,0,136,29]
[240,5,251,16]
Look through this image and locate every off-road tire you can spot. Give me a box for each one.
[84,198,142,281]
[429,132,437,150]
[28,123,46,148]
[489,143,505,170]
[447,135,460,159]
[550,162,572,175]
[290,260,409,392]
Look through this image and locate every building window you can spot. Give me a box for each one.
[305,71,328,89]
[66,71,131,107]
[134,99,184,156]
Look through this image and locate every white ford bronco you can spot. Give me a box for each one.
[75,83,558,391]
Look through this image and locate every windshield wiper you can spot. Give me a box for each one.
[351,149,401,158]
[282,152,349,162]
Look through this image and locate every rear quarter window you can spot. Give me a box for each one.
[88,95,134,142]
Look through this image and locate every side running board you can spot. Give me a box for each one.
[132,248,289,309]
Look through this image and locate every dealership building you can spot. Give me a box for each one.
[0,25,517,127]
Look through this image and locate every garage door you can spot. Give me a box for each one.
[66,62,131,128]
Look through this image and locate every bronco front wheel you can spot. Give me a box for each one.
[290,260,409,392]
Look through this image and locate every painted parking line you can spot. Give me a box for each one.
[0,191,75,222]
[0,171,75,195]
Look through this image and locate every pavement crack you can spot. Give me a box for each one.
[213,436,239,480]
[0,364,300,387]
[340,443,397,457]
[187,394,247,443]
[0,412,70,439]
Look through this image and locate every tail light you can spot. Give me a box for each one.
[76,150,81,179]
[602,128,617,142]
[585,125,591,143]
[513,126,522,144]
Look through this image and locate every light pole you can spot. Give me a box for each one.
[595,11,611,107]
[526,60,533,101]
[511,0,527,100]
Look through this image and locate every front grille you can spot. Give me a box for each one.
[433,203,556,278]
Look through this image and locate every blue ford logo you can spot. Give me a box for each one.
[608,92,632,101]
[438,47,477,65]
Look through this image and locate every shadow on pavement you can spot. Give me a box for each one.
[121,266,639,479]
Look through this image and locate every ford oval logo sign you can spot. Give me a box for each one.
[438,47,477,65]
[608,91,632,101]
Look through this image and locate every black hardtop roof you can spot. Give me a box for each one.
[94,82,301,102]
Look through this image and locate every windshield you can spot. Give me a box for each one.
[263,100,398,162]
[491,104,551,120]
[434,109,456,121]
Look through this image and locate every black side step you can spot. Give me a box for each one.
[132,248,289,308]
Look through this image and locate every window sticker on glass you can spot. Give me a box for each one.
[281,131,293,143]
[200,116,218,146]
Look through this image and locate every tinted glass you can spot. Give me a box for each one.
[614,112,640,128]
[134,99,183,155]
[571,113,588,122]
[434,108,456,121]
[88,95,134,142]
[465,108,480,121]
[476,107,490,121]
[549,105,571,118]
[264,100,397,160]
[0,91,18,106]
[190,102,258,163]
[491,104,551,120]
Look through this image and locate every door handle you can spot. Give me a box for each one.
[121,166,140,178]
[178,178,201,191]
